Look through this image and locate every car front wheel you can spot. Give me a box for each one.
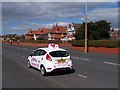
[28,60,31,68]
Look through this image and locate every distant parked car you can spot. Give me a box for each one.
[28,43,73,76]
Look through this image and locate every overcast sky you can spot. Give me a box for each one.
[1,0,119,35]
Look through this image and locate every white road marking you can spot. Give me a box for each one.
[79,58,90,61]
[11,46,15,48]
[78,74,87,78]
[71,56,79,59]
[104,61,120,66]
[72,56,90,61]
[16,47,21,49]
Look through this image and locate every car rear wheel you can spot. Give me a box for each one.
[28,60,31,68]
[40,66,47,76]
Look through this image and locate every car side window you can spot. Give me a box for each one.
[34,50,41,56]
[40,50,46,55]
[33,50,46,56]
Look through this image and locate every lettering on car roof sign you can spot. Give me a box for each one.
[50,43,55,48]
[48,43,59,49]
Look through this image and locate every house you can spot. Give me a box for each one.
[48,23,76,41]
[110,28,120,39]
[67,23,75,35]
[25,23,76,41]
[25,28,50,40]
[72,22,81,31]
[66,23,76,40]
[48,23,67,40]
[2,34,17,42]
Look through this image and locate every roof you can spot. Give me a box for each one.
[26,24,67,36]
[50,26,67,33]
[26,28,50,35]
[40,28,50,34]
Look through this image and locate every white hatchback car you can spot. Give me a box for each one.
[28,43,72,76]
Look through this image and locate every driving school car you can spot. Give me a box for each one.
[28,43,72,76]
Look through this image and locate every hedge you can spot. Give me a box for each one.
[24,40,62,44]
[71,40,119,48]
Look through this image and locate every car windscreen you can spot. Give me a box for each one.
[49,51,69,57]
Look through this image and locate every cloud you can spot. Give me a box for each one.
[3,2,118,20]
[2,20,71,35]
[2,2,84,21]
[28,22,52,29]
[3,2,117,21]
[25,21,70,29]
[2,2,118,35]
[88,7,118,28]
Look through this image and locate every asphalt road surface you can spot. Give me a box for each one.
[2,44,119,88]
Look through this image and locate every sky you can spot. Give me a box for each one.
[1,0,119,35]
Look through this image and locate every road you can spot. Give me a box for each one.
[2,44,119,88]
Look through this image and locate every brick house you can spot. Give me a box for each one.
[25,28,50,40]
[110,28,120,39]
[48,23,67,40]
[47,23,75,40]
[25,23,76,41]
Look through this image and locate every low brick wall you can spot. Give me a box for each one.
[71,46,118,55]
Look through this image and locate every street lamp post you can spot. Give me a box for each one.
[85,3,88,53]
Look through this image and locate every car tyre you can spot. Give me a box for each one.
[40,66,47,76]
[28,60,31,68]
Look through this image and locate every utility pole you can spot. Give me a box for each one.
[85,2,88,53]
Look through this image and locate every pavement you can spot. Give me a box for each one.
[2,44,119,88]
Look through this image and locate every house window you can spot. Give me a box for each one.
[41,30,43,33]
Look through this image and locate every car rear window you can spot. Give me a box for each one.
[49,51,69,57]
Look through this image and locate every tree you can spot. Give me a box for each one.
[94,20,111,39]
[20,35,25,42]
[74,20,111,40]
[73,24,85,40]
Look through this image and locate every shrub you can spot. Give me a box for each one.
[71,40,85,47]
[71,40,119,48]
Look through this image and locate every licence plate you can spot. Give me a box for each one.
[57,60,66,63]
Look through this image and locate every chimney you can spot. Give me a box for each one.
[56,23,58,27]
[29,28,32,31]
[53,25,55,28]
[29,28,32,34]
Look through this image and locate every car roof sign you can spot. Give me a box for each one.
[48,43,59,49]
